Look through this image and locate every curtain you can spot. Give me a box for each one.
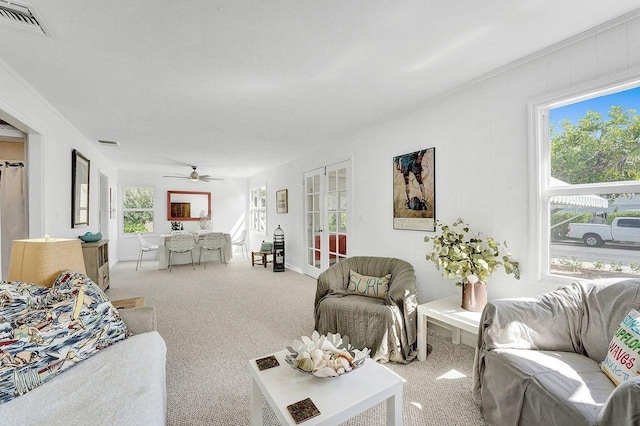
[0,161,27,279]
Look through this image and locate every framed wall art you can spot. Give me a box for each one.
[276,189,288,214]
[109,187,116,219]
[393,147,435,231]
[71,149,90,228]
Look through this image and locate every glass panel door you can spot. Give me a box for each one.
[304,161,350,278]
[327,163,349,266]
[304,167,324,277]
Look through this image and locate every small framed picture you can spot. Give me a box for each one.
[276,189,288,214]
[109,187,116,219]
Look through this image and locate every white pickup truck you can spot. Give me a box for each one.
[566,217,640,247]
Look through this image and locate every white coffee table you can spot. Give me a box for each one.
[417,295,482,361]
[249,349,404,425]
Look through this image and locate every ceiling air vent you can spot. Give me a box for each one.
[0,1,49,35]
[97,140,120,147]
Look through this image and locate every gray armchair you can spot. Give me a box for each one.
[314,256,418,363]
[473,279,640,426]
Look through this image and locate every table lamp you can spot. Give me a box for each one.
[7,237,87,287]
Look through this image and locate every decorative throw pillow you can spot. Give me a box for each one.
[0,272,128,404]
[601,308,640,386]
[346,270,391,299]
[260,241,273,252]
[45,270,111,306]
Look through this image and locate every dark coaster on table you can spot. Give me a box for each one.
[287,397,321,424]
[256,355,279,371]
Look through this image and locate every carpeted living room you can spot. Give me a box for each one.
[107,259,483,425]
[1,2,640,425]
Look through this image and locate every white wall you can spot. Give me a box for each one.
[117,169,247,261]
[249,12,640,303]
[0,59,119,274]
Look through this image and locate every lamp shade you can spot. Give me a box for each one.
[7,238,86,287]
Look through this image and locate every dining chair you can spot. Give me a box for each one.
[199,232,227,268]
[166,233,196,271]
[135,233,159,271]
[231,229,248,258]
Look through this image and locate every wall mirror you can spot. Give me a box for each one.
[71,149,90,227]
[167,190,211,221]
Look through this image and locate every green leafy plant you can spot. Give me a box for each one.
[571,257,583,272]
[424,218,521,286]
[593,260,605,270]
[630,263,640,273]
[610,261,623,272]
[557,257,583,272]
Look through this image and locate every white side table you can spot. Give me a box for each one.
[417,295,482,361]
[249,349,404,425]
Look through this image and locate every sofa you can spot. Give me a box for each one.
[473,279,640,426]
[314,256,418,363]
[0,274,167,425]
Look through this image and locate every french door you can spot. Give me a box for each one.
[303,160,350,278]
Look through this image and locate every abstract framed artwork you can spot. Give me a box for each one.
[276,189,288,214]
[71,149,90,228]
[393,147,435,231]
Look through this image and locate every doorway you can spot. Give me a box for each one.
[303,160,351,278]
[0,122,28,278]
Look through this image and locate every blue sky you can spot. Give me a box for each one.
[550,85,640,129]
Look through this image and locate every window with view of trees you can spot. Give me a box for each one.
[123,186,154,234]
[250,185,266,233]
[537,83,640,282]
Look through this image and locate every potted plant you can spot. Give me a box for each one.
[424,218,521,311]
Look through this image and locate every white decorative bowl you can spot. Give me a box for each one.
[284,331,370,378]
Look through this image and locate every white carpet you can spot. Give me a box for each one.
[108,258,483,425]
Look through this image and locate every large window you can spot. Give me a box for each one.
[122,186,154,234]
[250,185,266,233]
[534,81,640,284]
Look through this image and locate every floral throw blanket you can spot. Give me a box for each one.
[0,271,128,404]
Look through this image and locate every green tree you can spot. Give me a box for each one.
[550,106,640,184]
[123,187,154,233]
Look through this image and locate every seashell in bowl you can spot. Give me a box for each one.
[297,357,314,372]
[284,332,370,378]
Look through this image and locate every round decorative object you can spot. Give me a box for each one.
[78,232,102,243]
[284,331,370,378]
[462,280,487,312]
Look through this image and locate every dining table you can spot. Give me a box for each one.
[158,231,232,269]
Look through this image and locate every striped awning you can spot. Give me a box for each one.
[549,178,609,209]
[549,194,609,208]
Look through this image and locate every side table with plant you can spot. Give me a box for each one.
[424,218,521,311]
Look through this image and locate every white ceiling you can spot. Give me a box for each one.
[0,1,638,178]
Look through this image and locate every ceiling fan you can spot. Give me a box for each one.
[163,166,223,182]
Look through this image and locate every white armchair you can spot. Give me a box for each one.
[473,279,640,425]
[135,233,159,271]
[165,233,196,271]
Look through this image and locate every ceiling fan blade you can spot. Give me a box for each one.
[162,175,190,179]
[200,176,224,182]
